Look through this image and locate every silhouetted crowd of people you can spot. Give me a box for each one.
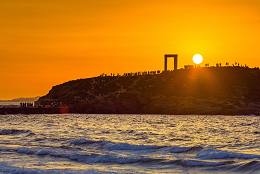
[20,102,34,108]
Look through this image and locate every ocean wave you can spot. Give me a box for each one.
[69,154,163,164]
[197,149,260,160]
[0,128,33,135]
[16,147,34,154]
[69,138,99,145]
[69,138,201,153]
[171,159,260,172]
[14,146,163,164]
[2,146,260,173]
[171,159,234,167]
[11,146,234,167]
[103,142,162,151]
[166,146,203,153]
[206,160,260,173]
[234,160,260,172]
[0,162,106,174]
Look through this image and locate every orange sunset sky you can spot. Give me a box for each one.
[0,0,260,99]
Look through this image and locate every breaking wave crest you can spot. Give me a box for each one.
[69,138,202,153]
[14,146,163,164]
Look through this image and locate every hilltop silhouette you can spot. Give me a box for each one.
[35,66,260,115]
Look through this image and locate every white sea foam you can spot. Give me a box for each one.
[12,146,159,164]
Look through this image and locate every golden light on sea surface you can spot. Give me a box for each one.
[192,54,204,65]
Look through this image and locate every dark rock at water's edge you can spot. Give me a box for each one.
[9,67,260,115]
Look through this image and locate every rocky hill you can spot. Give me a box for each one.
[36,67,260,115]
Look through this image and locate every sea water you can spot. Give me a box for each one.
[0,114,259,174]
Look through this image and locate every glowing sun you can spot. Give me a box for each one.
[192,54,203,65]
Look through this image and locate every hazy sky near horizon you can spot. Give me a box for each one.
[0,0,260,99]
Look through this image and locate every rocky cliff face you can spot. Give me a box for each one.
[37,67,260,114]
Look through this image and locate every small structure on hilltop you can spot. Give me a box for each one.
[164,54,178,71]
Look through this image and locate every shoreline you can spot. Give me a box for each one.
[0,107,259,116]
